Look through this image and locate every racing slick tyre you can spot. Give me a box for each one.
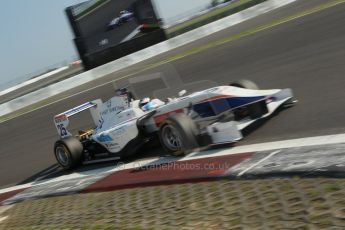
[54,137,83,170]
[159,114,199,156]
[230,79,259,90]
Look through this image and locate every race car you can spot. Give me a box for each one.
[53,80,295,169]
[106,10,134,30]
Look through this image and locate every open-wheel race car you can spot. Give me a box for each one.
[106,10,134,30]
[53,79,295,169]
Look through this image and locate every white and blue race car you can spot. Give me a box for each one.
[106,10,134,30]
[53,80,295,169]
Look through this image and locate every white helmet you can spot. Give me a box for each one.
[139,98,150,108]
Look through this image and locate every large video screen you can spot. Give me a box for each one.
[66,0,162,54]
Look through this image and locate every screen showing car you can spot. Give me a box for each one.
[66,0,161,54]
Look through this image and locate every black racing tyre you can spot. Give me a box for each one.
[158,114,199,156]
[230,79,259,90]
[54,137,83,170]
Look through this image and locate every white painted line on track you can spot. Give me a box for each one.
[0,158,162,195]
[237,150,281,177]
[0,205,12,215]
[1,133,345,196]
[0,216,8,223]
[0,205,12,223]
[121,26,141,43]
[186,133,345,160]
[0,184,32,195]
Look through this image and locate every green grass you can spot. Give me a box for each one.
[4,178,345,229]
[324,184,342,192]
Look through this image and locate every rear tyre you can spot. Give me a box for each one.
[230,79,259,90]
[54,137,83,170]
[159,114,199,156]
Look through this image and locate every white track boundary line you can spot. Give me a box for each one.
[0,205,13,223]
[121,26,141,43]
[0,216,8,223]
[0,205,12,215]
[237,150,281,176]
[1,133,345,196]
[185,133,345,160]
[0,184,32,195]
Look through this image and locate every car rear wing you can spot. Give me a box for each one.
[54,99,103,139]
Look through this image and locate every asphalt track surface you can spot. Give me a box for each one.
[1,0,345,188]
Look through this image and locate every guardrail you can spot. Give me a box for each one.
[0,0,296,118]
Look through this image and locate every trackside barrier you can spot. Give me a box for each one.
[0,0,296,117]
[168,0,267,38]
[0,67,68,97]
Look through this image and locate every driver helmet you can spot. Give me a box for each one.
[115,88,127,96]
[139,97,150,108]
[142,101,159,111]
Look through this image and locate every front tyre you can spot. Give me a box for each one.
[159,114,199,156]
[54,137,83,170]
[230,79,259,90]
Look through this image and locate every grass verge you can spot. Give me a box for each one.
[1,178,345,229]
